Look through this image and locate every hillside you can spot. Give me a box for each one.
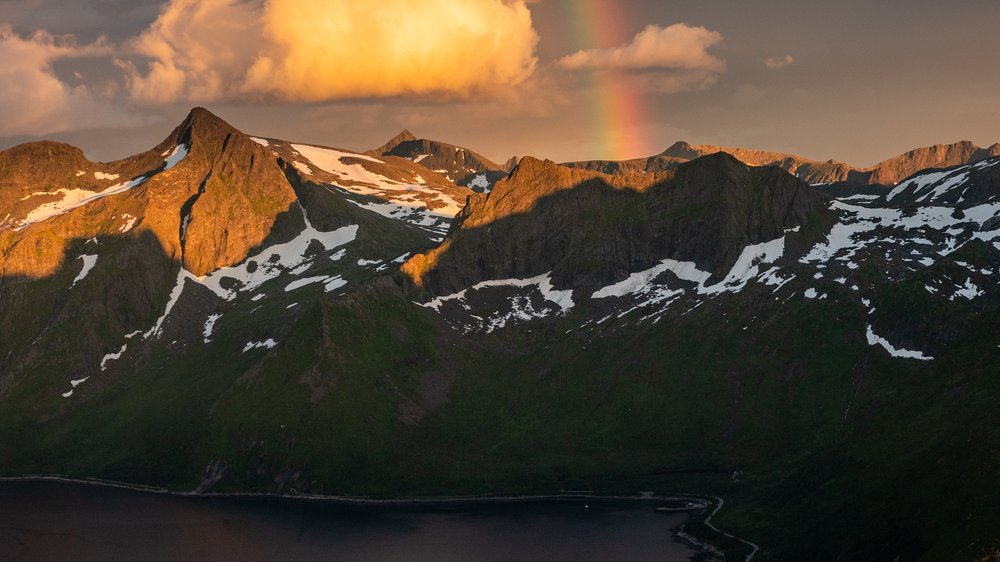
[1,108,999,561]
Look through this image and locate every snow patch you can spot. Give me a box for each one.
[15,176,150,230]
[592,259,710,299]
[59,376,92,396]
[285,275,330,292]
[203,314,222,343]
[952,279,984,300]
[292,143,466,232]
[243,339,277,352]
[94,172,120,181]
[423,273,574,315]
[293,144,383,166]
[293,161,314,175]
[701,236,785,294]
[119,214,138,233]
[187,206,357,301]
[101,344,128,371]
[144,269,189,339]
[837,194,880,202]
[866,325,933,361]
[163,144,189,171]
[759,267,795,291]
[323,276,348,292]
[71,254,98,286]
[802,201,1000,265]
[468,174,490,191]
[887,159,998,203]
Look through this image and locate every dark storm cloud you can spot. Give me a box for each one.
[0,0,160,40]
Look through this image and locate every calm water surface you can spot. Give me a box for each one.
[0,481,698,561]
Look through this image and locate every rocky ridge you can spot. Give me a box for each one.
[565,139,1000,187]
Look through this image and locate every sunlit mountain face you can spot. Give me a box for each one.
[2,2,1000,561]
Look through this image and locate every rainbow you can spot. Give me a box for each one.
[562,0,653,161]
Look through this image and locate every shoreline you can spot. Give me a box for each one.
[1,475,756,560]
[0,474,699,506]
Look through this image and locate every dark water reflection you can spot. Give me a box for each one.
[0,481,698,561]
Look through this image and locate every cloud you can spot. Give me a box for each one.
[764,55,795,69]
[0,1,163,42]
[121,0,540,104]
[624,70,723,95]
[0,25,136,136]
[559,24,725,72]
[557,23,725,95]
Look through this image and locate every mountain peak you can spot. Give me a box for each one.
[178,107,236,136]
[148,106,244,160]
[661,141,700,160]
[367,129,419,156]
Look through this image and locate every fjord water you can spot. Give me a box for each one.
[0,481,698,561]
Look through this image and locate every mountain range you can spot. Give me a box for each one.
[565,139,1000,187]
[1,108,998,561]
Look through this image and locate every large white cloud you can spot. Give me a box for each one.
[0,26,133,135]
[122,0,540,104]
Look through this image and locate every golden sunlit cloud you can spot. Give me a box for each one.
[557,23,726,95]
[559,24,725,72]
[123,0,539,104]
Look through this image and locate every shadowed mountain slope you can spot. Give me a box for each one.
[404,153,829,296]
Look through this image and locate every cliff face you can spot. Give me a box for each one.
[404,153,829,295]
[169,109,302,277]
[0,108,303,279]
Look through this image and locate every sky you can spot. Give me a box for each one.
[0,0,998,167]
